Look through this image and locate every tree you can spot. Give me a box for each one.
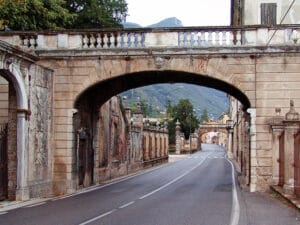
[169,99,199,139]
[200,108,209,123]
[66,0,127,29]
[0,0,128,30]
[0,0,76,30]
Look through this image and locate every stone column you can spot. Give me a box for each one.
[247,108,257,192]
[283,100,300,193]
[175,120,181,154]
[16,111,29,200]
[271,125,284,185]
[282,123,299,193]
[270,108,284,185]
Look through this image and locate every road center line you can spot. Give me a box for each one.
[78,153,210,225]
[78,209,117,225]
[227,158,240,225]
[139,157,208,200]
[119,201,135,209]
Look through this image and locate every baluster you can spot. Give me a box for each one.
[103,33,109,48]
[89,34,96,48]
[138,32,144,47]
[207,31,213,46]
[23,37,29,48]
[108,33,113,48]
[190,32,194,47]
[96,34,102,48]
[236,30,242,45]
[201,31,206,46]
[126,33,132,48]
[186,32,191,47]
[113,32,119,48]
[28,36,34,48]
[215,32,220,46]
[222,31,227,46]
[178,32,183,47]
[122,33,128,48]
[82,34,88,48]
[230,31,236,46]
[30,36,37,48]
[120,32,125,48]
[140,33,145,47]
[195,32,201,47]
[133,33,138,47]
[128,33,133,48]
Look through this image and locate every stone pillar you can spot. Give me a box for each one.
[282,123,298,193]
[227,130,234,158]
[271,125,284,185]
[175,120,181,154]
[247,108,257,192]
[270,108,284,185]
[16,111,29,200]
[282,100,300,193]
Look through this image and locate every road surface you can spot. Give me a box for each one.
[0,144,239,225]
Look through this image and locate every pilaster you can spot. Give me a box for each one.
[282,100,300,194]
[270,125,284,185]
[247,108,257,192]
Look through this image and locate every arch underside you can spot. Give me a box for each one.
[74,70,251,110]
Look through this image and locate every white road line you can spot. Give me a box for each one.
[78,209,117,225]
[139,157,207,200]
[227,158,240,225]
[0,212,8,215]
[119,201,135,209]
[24,202,46,208]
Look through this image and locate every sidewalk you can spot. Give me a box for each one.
[238,187,300,225]
[271,185,300,209]
[0,198,49,212]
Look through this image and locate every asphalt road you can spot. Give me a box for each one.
[0,144,237,225]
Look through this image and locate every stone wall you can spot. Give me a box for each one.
[70,96,169,193]
[229,97,250,188]
[27,65,53,198]
[175,120,200,154]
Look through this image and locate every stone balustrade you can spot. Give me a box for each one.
[0,25,300,51]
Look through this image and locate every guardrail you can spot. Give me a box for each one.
[0,25,299,51]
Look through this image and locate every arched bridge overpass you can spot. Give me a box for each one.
[1,25,300,199]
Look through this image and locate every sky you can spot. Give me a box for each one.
[125,0,231,27]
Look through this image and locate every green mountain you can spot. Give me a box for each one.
[120,83,229,120]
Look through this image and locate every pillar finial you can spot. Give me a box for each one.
[285,99,299,120]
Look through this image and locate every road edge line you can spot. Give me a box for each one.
[226,158,240,225]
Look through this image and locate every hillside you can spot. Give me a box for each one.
[120,84,229,119]
[121,18,229,119]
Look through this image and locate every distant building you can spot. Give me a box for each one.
[231,0,300,25]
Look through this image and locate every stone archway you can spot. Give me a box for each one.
[40,51,256,194]
[69,69,252,191]
[0,59,29,200]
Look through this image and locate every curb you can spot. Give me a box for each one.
[271,185,300,210]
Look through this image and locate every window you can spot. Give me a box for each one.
[261,3,277,25]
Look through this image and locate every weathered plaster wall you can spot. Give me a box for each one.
[243,0,300,25]
[27,65,53,198]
